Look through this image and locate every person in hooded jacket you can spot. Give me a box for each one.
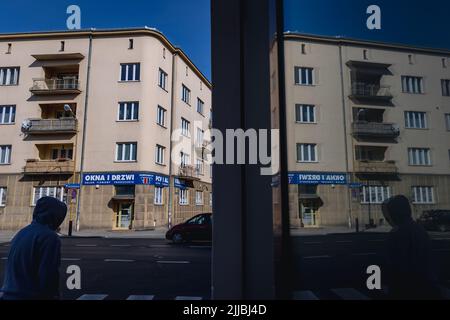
[382,195,441,300]
[1,197,67,300]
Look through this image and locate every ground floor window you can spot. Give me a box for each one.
[179,189,189,205]
[32,186,66,206]
[154,187,164,205]
[0,187,6,206]
[361,185,391,204]
[412,186,434,204]
[195,191,204,205]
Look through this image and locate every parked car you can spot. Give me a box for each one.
[166,213,212,243]
[417,210,450,232]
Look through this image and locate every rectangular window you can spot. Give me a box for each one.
[182,85,191,104]
[180,152,190,167]
[196,158,204,175]
[158,69,168,90]
[446,114,450,131]
[0,187,6,206]
[0,145,11,164]
[412,186,435,204]
[401,76,424,94]
[0,67,20,85]
[32,186,66,206]
[442,79,450,96]
[295,104,316,123]
[197,98,204,115]
[51,147,73,160]
[120,63,140,81]
[181,118,190,137]
[179,189,189,205]
[296,143,317,162]
[154,187,164,205]
[155,145,165,165]
[195,191,204,205]
[294,67,314,85]
[405,111,427,129]
[408,148,432,166]
[196,128,204,148]
[0,105,16,124]
[361,186,391,204]
[116,143,137,162]
[118,102,139,121]
[157,106,166,127]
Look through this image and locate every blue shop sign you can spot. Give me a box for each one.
[174,178,187,190]
[64,183,80,189]
[82,172,169,187]
[288,172,348,185]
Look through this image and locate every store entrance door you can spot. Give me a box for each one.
[115,202,133,230]
[300,200,320,227]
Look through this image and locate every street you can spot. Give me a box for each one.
[0,232,449,300]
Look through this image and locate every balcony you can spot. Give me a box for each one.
[22,118,78,135]
[178,165,200,181]
[30,78,81,95]
[23,159,75,175]
[354,160,398,175]
[349,83,393,106]
[352,122,400,140]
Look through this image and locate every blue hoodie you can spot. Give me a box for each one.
[1,197,67,300]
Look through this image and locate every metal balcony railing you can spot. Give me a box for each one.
[352,122,400,139]
[24,159,75,175]
[30,78,81,94]
[23,118,78,134]
[354,160,398,174]
[178,165,201,180]
[351,82,392,98]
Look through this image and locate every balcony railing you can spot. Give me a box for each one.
[23,118,78,134]
[178,165,200,180]
[352,122,400,139]
[350,83,392,98]
[30,78,81,95]
[24,159,75,175]
[354,160,398,175]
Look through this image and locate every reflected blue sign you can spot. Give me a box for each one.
[82,172,169,187]
[288,172,347,185]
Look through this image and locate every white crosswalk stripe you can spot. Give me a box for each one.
[77,294,108,300]
[175,296,203,300]
[293,290,319,300]
[331,288,370,300]
[126,295,155,300]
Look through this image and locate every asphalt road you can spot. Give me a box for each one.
[0,232,449,300]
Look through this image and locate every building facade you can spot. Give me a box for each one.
[285,33,450,228]
[0,28,212,231]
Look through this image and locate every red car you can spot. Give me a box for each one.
[166,213,212,243]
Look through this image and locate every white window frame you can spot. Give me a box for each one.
[295,104,316,123]
[401,76,424,94]
[295,67,315,86]
[405,111,428,129]
[408,148,432,166]
[118,102,139,121]
[181,118,190,137]
[197,98,204,115]
[361,186,391,204]
[155,145,165,165]
[158,68,168,90]
[0,105,16,124]
[0,145,11,164]
[179,189,189,205]
[195,191,204,206]
[154,187,164,205]
[196,158,204,175]
[196,128,204,148]
[180,152,190,167]
[412,186,435,204]
[442,79,450,96]
[182,84,191,105]
[0,187,6,206]
[297,143,317,163]
[120,63,140,82]
[115,143,137,162]
[157,105,166,127]
[0,67,20,86]
[32,186,66,206]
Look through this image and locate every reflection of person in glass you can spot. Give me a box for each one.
[382,195,441,300]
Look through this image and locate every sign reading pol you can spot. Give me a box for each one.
[82,172,169,187]
[289,172,347,185]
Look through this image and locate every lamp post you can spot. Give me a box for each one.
[64,104,77,237]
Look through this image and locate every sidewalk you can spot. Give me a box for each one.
[290,225,392,236]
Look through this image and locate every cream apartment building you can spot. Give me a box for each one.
[0,28,212,231]
[285,33,450,228]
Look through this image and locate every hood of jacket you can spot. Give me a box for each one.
[32,197,67,231]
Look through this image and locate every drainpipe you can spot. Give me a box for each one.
[338,44,353,229]
[75,30,94,232]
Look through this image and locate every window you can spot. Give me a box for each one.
[0,67,20,85]
[196,128,204,147]
[446,114,450,131]
[116,143,137,162]
[179,189,189,205]
[155,145,165,165]
[180,152,190,167]
[401,76,423,94]
[118,102,139,121]
[197,98,204,115]
[195,191,204,205]
[405,111,427,129]
[0,145,11,164]
[442,79,450,96]
[295,104,316,123]
[196,159,204,175]
[182,85,191,104]
[158,69,168,90]
[181,118,190,137]
[408,148,431,166]
[129,39,134,50]
[0,187,6,206]
[0,105,15,124]
[32,186,66,206]
[157,106,166,127]
[294,67,314,85]
[51,147,73,160]
[154,187,164,205]
[412,186,434,204]
[361,186,391,204]
[115,185,135,196]
[297,143,317,162]
[120,63,140,81]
